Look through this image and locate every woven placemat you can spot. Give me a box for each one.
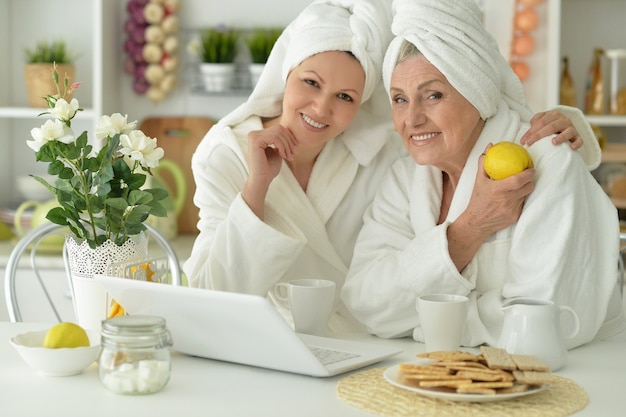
[337,367,588,417]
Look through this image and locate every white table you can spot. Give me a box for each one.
[1,322,624,417]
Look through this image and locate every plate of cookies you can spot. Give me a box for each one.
[383,346,553,403]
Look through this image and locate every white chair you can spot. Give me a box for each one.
[4,223,182,323]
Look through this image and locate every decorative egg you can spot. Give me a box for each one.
[162,15,179,34]
[145,25,165,44]
[519,0,544,7]
[143,3,164,24]
[512,34,535,57]
[511,61,530,81]
[145,64,165,84]
[514,9,539,32]
[142,43,163,63]
[133,77,150,94]
[147,86,166,102]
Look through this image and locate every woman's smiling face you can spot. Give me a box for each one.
[280,51,365,150]
[389,54,483,174]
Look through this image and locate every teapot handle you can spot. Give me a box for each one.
[153,159,186,215]
[14,200,39,236]
[559,305,580,340]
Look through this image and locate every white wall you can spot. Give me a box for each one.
[115,0,312,124]
[113,0,550,124]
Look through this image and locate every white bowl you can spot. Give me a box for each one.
[10,328,101,376]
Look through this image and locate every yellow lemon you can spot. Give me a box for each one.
[484,142,534,180]
[131,262,156,282]
[42,322,90,349]
[107,300,125,319]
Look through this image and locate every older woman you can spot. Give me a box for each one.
[342,0,623,347]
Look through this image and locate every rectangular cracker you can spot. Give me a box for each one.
[399,363,451,374]
[419,379,474,388]
[457,386,496,395]
[479,346,517,371]
[403,373,464,381]
[496,383,531,394]
[511,354,550,372]
[458,381,514,389]
[433,361,490,370]
[455,370,507,382]
[417,351,480,362]
[512,370,554,385]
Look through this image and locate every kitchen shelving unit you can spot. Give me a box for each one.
[0,0,120,207]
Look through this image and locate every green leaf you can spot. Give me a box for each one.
[45,207,69,226]
[128,190,153,205]
[106,197,129,210]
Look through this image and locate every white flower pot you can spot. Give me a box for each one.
[66,233,149,331]
[249,63,266,88]
[199,63,235,92]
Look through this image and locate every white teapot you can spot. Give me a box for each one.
[497,298,580,371]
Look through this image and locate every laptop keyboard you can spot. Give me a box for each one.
[308,346,361,365]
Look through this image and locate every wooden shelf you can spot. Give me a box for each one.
[0,107,95,119]
[602,143,626,163]
[586,115,626,127]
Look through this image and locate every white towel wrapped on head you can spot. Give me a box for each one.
[381,0,601,169]
[382,0,532,122]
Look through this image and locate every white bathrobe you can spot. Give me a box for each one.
[185,115,405,333]
[342,104,622,348]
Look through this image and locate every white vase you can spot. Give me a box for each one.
[66,233,149,331]
[199,63,235,92]
[249,63,265,88]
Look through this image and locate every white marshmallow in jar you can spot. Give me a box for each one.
[98,315,173,395]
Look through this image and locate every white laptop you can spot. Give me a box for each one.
[93,275,402,377]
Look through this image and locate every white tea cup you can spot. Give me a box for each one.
[417,294,469,352]
[275,279,336,336]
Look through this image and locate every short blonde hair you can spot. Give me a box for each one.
[396,40,422,66]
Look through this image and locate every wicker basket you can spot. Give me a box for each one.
[24,63,75,107]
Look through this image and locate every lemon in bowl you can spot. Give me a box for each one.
[10,323,101,376]
[484,142,534,180]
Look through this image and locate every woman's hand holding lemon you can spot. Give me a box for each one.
[466,144,535,236]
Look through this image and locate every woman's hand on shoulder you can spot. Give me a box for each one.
[520,109,582,150]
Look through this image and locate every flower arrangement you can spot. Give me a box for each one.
[245,28,283,64]
[123,0,180,102]
[27,64,168,249]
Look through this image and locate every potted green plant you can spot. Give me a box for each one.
[196,26,241,92]
[245,27,283,87]
[23,40,76,107]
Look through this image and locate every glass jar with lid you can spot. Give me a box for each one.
[98,315,173,395]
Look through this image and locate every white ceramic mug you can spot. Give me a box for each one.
[417,294,469,352]
[275,279,336,336]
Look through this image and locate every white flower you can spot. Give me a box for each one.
[119,130,165,168]
[95,113,137,141]
[50,98,80,122]
[186,38,201,57]
[27,119,75,151]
